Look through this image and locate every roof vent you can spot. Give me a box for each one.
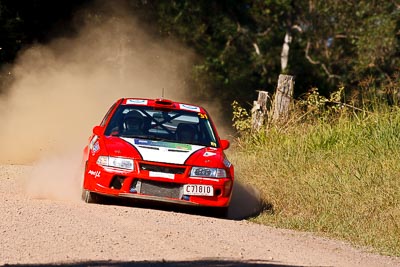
[155,98,173,106]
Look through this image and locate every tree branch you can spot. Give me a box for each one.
[305,41,340,80]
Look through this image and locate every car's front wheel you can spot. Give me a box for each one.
[81,189,100,204]
[210,206,229,219]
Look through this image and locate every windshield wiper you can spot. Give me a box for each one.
[119,134,148,138]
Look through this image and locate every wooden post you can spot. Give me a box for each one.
[251,91,269,131]
[272,74,294,122]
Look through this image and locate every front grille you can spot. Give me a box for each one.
[134,179,182,199]
[139,163,185,174]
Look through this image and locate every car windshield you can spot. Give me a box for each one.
[104,105,218,147]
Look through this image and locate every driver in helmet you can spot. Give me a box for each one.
[123,110,144,135]
[176,123,196,143]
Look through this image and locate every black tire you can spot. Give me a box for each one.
[211,206,229,219]
[82,189,100,204]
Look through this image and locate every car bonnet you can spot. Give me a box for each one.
[121,137,205,164]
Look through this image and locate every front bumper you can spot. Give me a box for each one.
[83,160,233,207]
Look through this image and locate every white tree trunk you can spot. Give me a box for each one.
[281,32,292,72]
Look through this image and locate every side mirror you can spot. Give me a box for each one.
[93,125,104,136]
[220,139,230,150]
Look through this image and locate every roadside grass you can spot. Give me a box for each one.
[227,106,400,256]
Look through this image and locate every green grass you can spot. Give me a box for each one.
[228,108,400,256]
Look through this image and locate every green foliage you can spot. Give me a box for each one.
[0,1,399,105]
[154,0,286,104]
[298,87,346,117]
[0,1,84,63]
[305,1,399,91]
[299,88,329,110]
[152,0,400,106]
[0,1,86,93]
[228,99,400,256]
[231,100,252,132]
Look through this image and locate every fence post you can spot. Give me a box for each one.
[251,91,269,131]
[272,74,294,122]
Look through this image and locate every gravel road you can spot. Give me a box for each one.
[1,164,399,267]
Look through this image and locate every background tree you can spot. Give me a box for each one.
[152,0,399,106]
[0,0,86,93]
[0,0,398,106]
[301,1,400,98]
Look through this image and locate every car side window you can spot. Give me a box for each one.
[100,103,117,127]
[104,107,125,136]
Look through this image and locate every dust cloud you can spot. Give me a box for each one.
[227,181,265,220]
[0,2,194,201]
[0,1,263,218]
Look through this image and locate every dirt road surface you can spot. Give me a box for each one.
[1,164,399,267]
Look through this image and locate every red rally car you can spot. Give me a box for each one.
[82,98,234,214]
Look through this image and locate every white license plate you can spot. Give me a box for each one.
[183,184,213,196]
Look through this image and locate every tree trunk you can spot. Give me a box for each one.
[251,91,270,131]
[272,74,294,122]
[281,32,292,72]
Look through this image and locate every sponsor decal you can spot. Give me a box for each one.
[179,104,200,112]
[149,171,175,180]
[223,158,232,168]
[198,113,208,119]
[89,136,99,155]
[203,152,217,157]
[126,99,148,105]
[88,170,101,178]
[134,139,192,151]
[91,141,100,154]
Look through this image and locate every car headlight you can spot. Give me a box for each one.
[190,167,226,178]
[96,156,134,170]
